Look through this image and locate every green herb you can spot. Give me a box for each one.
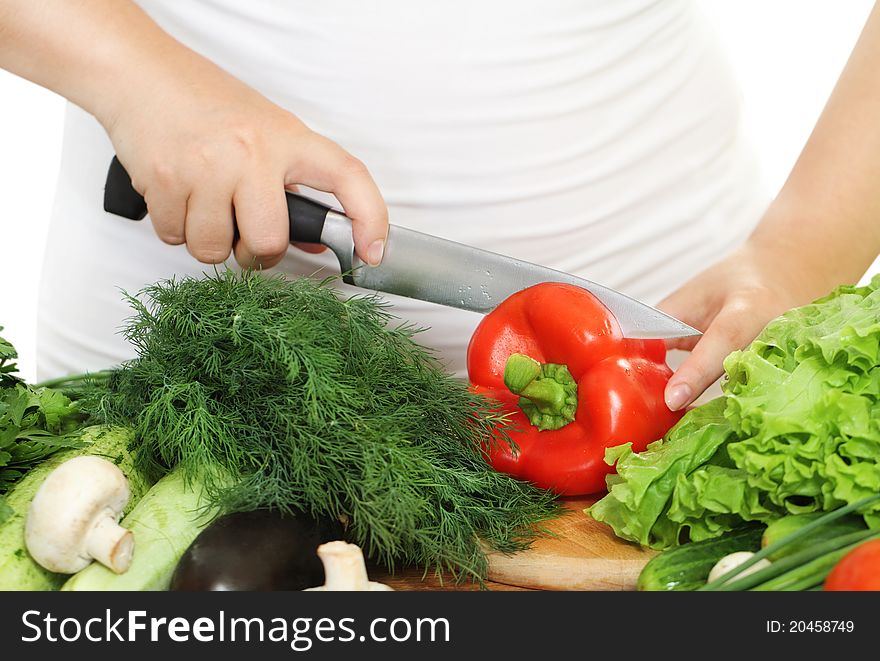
[699,494,880,591]
[90,271,559,581]
[589,277,880,549]
[0,329,20,388]
[0,328,85,522]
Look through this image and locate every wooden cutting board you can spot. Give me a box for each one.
[485,497,655,591]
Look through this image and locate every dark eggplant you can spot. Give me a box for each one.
[170,509,344,591]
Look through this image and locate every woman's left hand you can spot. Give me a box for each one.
[659,0,880,411]
[656,239,828,411]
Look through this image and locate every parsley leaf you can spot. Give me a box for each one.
[0,329,85,494]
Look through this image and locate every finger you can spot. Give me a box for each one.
[289,133,388,266]
[233,175,290,270]
[663,304,761,411]
[143,182,188,246]
[184,187,235,264]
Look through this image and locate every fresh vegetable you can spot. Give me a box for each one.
[26,456,133,574]
[0,426,149,590]
[700,494,880,591]
[707,551,771,584]
[749,546,857,591]
[590,278,880,548]
[637,526,763,591]
[170,509,344,591]
[762,512,867,561]
[304,541,393,591]
[62,466,223,591]
[824,538,880,591]
[0,330,17,387]
[711,531,880,591]
[0,328,85,519]
[588,398,756,548]
[467,282,682,495]
[81,271,558,582]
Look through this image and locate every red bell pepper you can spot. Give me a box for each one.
[467,282,683,496]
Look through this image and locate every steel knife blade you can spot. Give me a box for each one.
[104,156,701,340]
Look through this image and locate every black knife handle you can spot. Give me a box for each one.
[104,156,147,220]
[283,189,330,244]
[103,156,332,244]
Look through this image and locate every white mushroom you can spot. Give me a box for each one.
[707,551,772,584]
[305,541,393,591]
[25,456,133,574]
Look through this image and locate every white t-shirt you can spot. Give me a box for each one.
[37,0,768,380]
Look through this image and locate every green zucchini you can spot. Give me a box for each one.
[62,467,225,591]
[761,512,867,561]
[0,426,150,591]
[637,526,764,591]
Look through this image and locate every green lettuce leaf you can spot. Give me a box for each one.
[589,276,880,548]
[588,398,738,548]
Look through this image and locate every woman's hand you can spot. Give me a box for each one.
[0,0,388,269]
[656,239,831,411]
[660,0,880,411]
[104,58,387,269]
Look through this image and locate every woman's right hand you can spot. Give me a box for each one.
[0,0,387,269]
[103,56,388,269]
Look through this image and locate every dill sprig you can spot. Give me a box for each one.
[96,270,559,581]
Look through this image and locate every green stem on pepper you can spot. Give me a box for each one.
[503,353,578,431]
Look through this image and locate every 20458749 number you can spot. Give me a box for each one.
[767,621,855,633]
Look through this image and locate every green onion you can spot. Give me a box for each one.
[699,493,880,591]
[750,534,880,591]
[710,529,880,591]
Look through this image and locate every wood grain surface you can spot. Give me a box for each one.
[371,497,653,591]
[486,497,654,590]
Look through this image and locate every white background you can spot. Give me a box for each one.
[0,1,876,382]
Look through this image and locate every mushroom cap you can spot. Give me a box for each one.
[25,456,130,573]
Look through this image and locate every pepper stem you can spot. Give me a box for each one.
[503,353,578,431]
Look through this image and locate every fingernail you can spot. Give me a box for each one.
[367,239,385,267]
[665,383,693,411]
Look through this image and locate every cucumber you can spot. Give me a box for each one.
[62,467,223,591]
[761,512,867,561]
[637,526,764,591]
[0,426,150,590]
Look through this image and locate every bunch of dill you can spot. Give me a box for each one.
[97,270,558,580]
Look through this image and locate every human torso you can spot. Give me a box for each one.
[37,0,767,378]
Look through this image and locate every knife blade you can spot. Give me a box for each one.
[104,156,700,340]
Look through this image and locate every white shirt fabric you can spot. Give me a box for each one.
[37,0,768,380]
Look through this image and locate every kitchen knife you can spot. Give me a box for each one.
[104,156,700,340]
